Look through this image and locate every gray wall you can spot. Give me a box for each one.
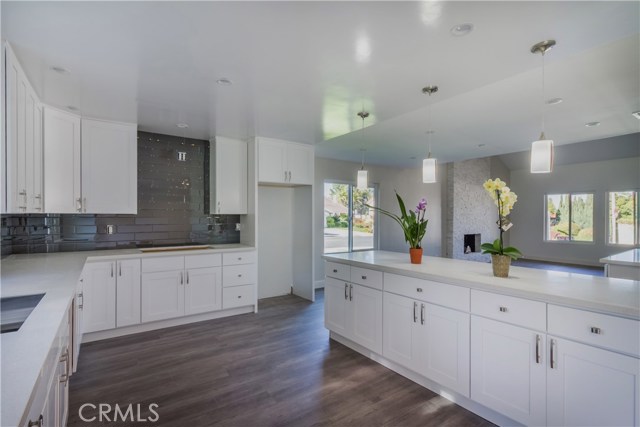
[314,156,445,285]
[509,156,640,266]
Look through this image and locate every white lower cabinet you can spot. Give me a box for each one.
[142,267,222,321]
[470,315,547,426]
[383,292,470,396]
[82,261,116,333]
[324,277,382,354]
[546,337,639,427]
[116,259,141,327]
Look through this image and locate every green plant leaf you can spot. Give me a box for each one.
[503,246,523,259]
[492,239,501,252]
[396,192,408,219]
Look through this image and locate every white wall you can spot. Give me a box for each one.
[509,156,640,266]
[258,186,293,298]
[314,156,445,285]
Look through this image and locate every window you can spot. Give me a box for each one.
[608,191,638,245]
[545,193,594,242]
[324,182,376,253]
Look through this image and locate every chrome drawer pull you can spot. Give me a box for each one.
[413,302,418,323]
[550,339,557,369]
[420,303,425,325]
[416,288,423,293]
[499,306,508,313]
[28,415,43,427]
[344,283,348,300]
[535,334,541,364]
[349,284,353,301]
[361,275,367,280]
[590,327,602,335]
[238,274,242,277]
[333,269,338,273]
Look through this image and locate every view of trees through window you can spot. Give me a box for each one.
[608,191,638,245]
[546,193,594,242]
[324,182,375,253]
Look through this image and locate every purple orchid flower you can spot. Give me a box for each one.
[415,198,427,213]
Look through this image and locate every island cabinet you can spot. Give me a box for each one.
[324,262,383,354]
[323,252,640,427]
[383,273,470,397]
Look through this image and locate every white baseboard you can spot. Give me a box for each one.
[314,279,325,289]
[84,305,255,342]
[329,331,521,427]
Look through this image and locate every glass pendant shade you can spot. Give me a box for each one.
[357,169,368,189]
[530,136,554,173]
[422,158,437,183]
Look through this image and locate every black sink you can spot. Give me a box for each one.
[0,293,45,334]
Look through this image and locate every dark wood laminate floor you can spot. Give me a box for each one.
[69,291,495,427]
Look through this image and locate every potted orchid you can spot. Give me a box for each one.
[368,192,428,264]
[480,178,523,277]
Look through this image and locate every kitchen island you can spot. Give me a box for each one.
[323,250,639,427]
[600,248,640,280]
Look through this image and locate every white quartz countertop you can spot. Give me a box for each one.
[600,248,640,267]
[324,251,640,320]
[0,244,255,427]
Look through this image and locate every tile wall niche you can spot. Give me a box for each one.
[1,131,240,256]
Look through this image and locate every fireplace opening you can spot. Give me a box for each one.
[464,234,481,254]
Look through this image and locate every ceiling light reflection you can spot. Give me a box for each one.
[356,36,372,63]
[420,0,442,26]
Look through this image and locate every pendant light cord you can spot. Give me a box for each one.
[541,51,546,135]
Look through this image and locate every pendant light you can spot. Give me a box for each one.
[530,40,556,174]
[356,111,369,189]
[421,85,438,183]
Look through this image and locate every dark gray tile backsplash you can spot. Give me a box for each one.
[1,131,240,256]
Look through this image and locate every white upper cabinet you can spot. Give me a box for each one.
[4,43,44,213]
[81,118,137,214]
[257,137,313,185]
[210,137,247,214]
[43,106,82,214]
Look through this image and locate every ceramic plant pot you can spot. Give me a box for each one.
[409,248,423,264]
[491,254,511,278]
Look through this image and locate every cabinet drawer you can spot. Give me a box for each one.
[185,253,222,269]
[223,284,254,309]
[223,251,256,266]
[548,305,640,357]
[141,256,184,273]
[223,264,256,287]
[471,290,546,331]
[350,267,383,290]
[325,261,350,281]
[384,273,469,312]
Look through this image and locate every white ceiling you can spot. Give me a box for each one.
[2,1,639,167]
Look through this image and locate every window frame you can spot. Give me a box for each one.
[323,179,379,254]
[605,189,639,247]
[544,191,596,244]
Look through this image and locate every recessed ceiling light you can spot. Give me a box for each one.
[546,97,563,105]
[632,111,640,120]
[425,130,435,134]
[450,23,474,37]
[176,123,189,129]
[410,156,417,160]
[478,143,486,148]
[50,66,70,74]
[66,105,79,111]
[585,121,601,127]
[216,78,233,86]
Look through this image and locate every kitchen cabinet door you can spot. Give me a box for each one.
[382,292,417,369]
[82,261,116,333]
[258,138,287,183]
[185,267,222,315]
[470,316,546,426]
[350,283,382,354]
[416,303,470,397]
[324,277,349,337]
[211,137,247,214]
[116,259,141,327]
[286,142,314,185]
[29,103,44,212]
[141,271,185,322]
[73,281,84,373]
[43,106,81,213]
[81,118,137,214]
[547,337,639,427]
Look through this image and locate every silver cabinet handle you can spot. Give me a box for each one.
[110,263,114,277]
[76,197,82,212]
[186,271,189,284]
[238,274,242,277]
[499,306,508,313]
[288,171,292,182]
[361,275,367,280]
[284,170,287,182]
[349,284,353,301]
[333,269,338,273]
[344,283,348,300]
[180,271,184,285]
[78,292,84,309]
[19,190,27,196]
[590,327,602,335]
[34,194,41,199]
[28,415,43,427]
[535,334,541,364]
[238,257,242,261]
[550,338,557,369]
[420,303,425,325]
[413,302,418,323]
[416,287,423,293]
[119,262,122,277]
[59,348,69,383]
[217,201,221,214]
[83,197,87,213]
